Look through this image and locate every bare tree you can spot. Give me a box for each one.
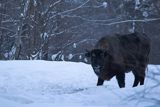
[0,0,19,59]
[0,0,160,62]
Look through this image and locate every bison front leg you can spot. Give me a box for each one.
[116,72,125,88]
[97,77,104,86]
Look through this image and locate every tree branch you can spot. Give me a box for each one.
[93,17,160,26]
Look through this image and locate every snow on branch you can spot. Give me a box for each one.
[59,0,90,15]
[76,39,97,45]
[0,13,10,17]
[94,18,160,26]
[61,14,122,22]
[0,26,15,33]
[43,0,62,16]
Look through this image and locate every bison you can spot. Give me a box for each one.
[85,32,150,88]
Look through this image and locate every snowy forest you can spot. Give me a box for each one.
[0,0,160,107]
[0,0,160,63]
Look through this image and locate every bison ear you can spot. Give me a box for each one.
[85,49,91,57]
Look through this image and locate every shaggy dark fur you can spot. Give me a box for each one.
[85,32,150,88]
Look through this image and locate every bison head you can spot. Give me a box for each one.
[85,49,108,76]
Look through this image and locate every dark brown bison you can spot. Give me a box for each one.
[85,32,150,88]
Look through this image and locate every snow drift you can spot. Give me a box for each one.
[0,60,160,107]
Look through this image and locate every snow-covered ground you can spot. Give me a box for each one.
[0,60,160,107]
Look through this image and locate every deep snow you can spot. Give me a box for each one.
[0,60,160,107]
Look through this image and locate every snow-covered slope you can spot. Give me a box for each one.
[0,60,160,107]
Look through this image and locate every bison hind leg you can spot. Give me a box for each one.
[132,75,145,87]
[116,72,125,88]
[132,68,145,87]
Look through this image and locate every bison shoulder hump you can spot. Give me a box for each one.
[95,36,114,50]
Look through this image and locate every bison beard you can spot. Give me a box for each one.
[85,32,150,88]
